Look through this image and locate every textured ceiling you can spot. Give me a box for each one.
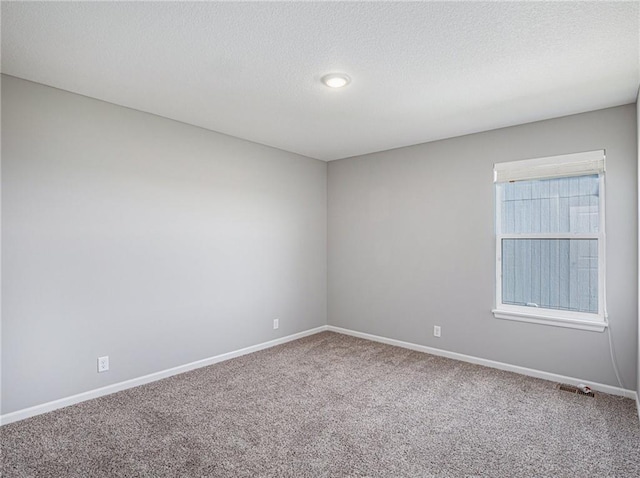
[2,1,639,161]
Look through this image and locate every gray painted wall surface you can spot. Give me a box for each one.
[1,76,327,414]
[328,104,638,390]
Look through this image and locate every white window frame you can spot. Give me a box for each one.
[492,150,607,332]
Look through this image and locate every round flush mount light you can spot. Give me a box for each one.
[321,73,351,88]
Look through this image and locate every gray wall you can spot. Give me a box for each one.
[328,104,638,390]
[1,76,327,414]
[2,74,637,416]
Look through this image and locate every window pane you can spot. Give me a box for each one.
[499,175,599,234]
[502,239,598,313]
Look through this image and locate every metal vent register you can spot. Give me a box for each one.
[557,383,595,398]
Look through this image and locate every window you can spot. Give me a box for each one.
[493,150,607,332]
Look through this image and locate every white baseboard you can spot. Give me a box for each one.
[0,325,329,426]
[327,325,637,400]
[3,324,637,426]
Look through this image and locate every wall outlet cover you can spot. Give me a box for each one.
[98,356,109,373]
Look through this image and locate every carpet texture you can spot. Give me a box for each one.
[1,331,639,477]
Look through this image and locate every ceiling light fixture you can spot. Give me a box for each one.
[321,73,351,89]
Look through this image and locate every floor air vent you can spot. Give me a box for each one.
[557,383,595,397]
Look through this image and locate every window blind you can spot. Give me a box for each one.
[494,150,605,183]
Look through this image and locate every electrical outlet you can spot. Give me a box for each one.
[433,326,441,338]
[97,356,109,373]
[273,319,279,330]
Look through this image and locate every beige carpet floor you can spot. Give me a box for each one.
[1,331,639,477]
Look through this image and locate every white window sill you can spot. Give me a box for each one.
[492,309,607,332]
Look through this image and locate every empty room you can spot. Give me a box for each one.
[1,1,639,477]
